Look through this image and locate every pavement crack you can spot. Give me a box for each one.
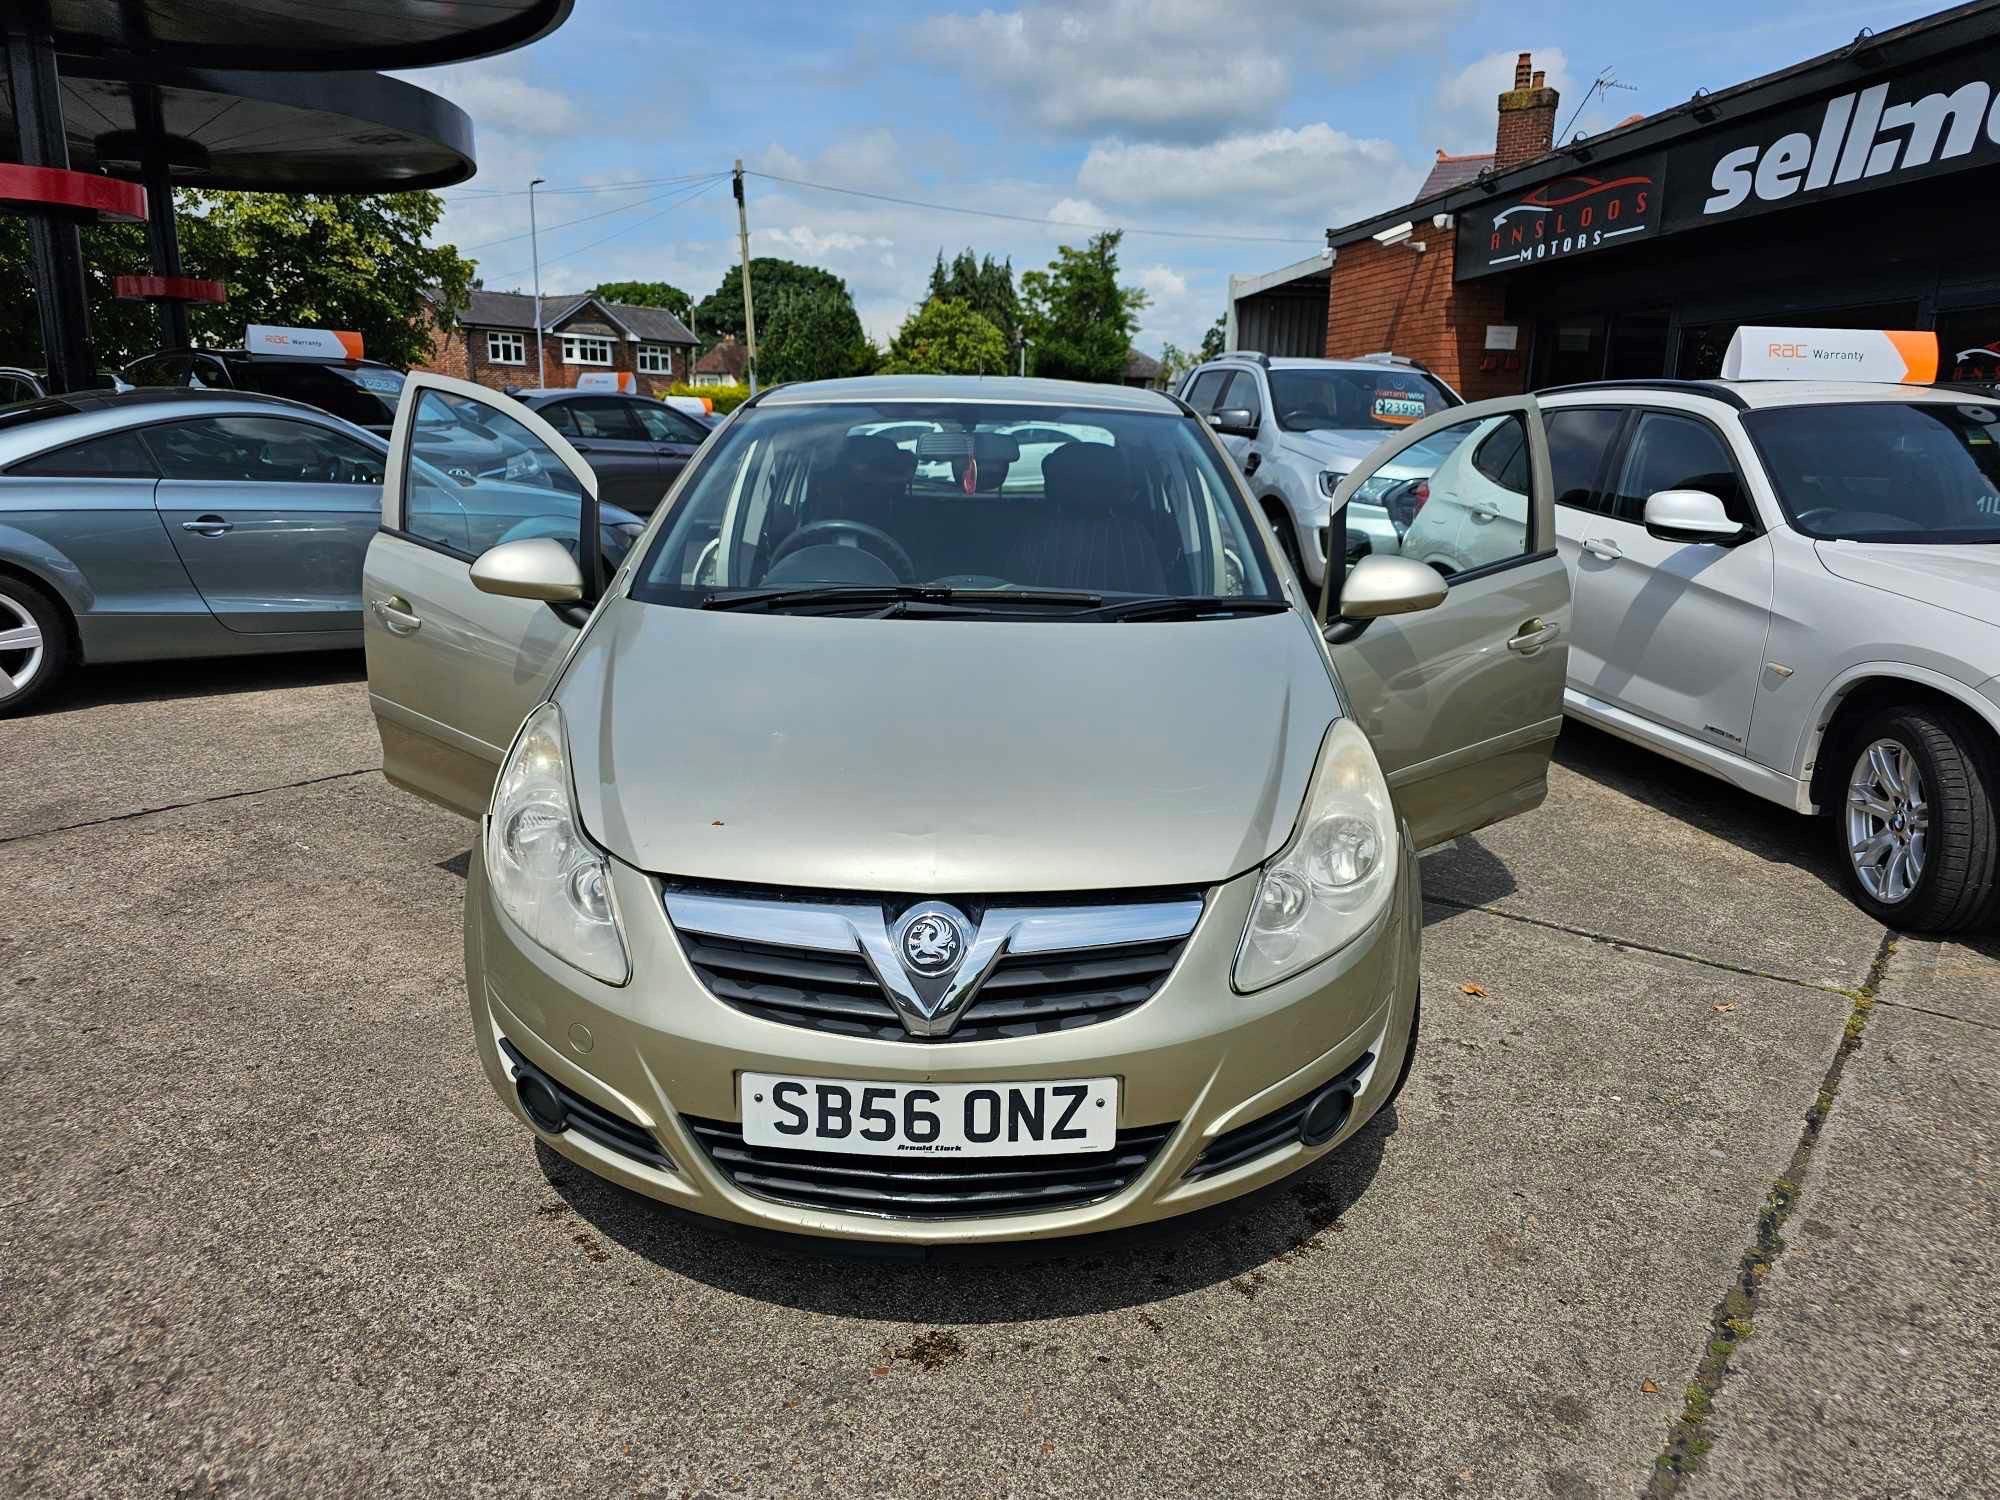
[1424,893,1855,997]
[0,766,382,846]
[1641,931,1895,1496]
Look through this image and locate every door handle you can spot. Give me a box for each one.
[1470,506,1499,523]
[571,442,596,453]
[180,515,233,536]
[1507,618,1558,654]
[372,595,422,635]
[1581,537,1622,561]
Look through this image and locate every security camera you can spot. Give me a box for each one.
[1432,212,1453,230]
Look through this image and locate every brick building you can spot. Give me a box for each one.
[423,289,698,395]
[1234,4,2000,397]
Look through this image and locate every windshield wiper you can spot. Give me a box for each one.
[1076,595,1294,622]
[700,585,1103,614]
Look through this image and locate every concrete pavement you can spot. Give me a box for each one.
[2,655,1995,1498]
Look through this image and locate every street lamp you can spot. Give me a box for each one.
[529,177,546,383]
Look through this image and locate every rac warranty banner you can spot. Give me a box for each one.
[1722,327,1938,383]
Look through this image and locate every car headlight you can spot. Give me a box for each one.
[1319,469,1348,499]
[486,702,630,985]
[1234,718,1399,991]
[1348,473,1398,505]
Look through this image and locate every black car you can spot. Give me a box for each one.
[122,346,408,436]
[503,389,710,515]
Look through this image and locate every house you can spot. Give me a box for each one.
[422,289,698,396]
[1121,348,1164,389]
[690,333,749,388]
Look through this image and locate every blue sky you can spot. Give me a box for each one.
[404,0,1942,354]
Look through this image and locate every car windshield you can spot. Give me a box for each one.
[631,400,1279,614]
[1743,400,2000,544]
[1269,367,1454,434]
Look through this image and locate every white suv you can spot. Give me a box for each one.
[1536,377,2000,930]
[1178,353,1461,588]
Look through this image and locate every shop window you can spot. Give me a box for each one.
[1936,305,2000,384]
[1532,316,1605,388]
[1604,309,1670,380]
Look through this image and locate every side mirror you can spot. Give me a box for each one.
[1643,489,1745,545]
[1321,554,1447,643]
[469,536,585,603]
[1208,407,1259,439]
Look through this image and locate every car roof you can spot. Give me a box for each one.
[1539,378,1974,411]
[1197,355,1437,376]
[0,388,375,461]
[757,375,1185,413]
[126,345,401,373]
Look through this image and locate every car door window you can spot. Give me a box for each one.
[568,398,645,440]
[538,402,579,436]
[9,428,161,478]
[400,387,589,560]
[633,403,705,443]
[144,416,385,485]
[1388,414,1537,581]
[1223,371,1265,425]
[1545,408,1624,514]
[1607,412,1752,526]
[1184,370,1227,413]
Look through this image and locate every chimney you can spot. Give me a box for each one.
[1495,50,1560,171]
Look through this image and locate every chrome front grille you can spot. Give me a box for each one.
[666,885,1202,1042]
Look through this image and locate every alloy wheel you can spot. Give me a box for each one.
[0,590,45,703]
[1846,737,1930,903]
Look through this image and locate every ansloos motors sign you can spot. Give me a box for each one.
[1695,64,2000,220]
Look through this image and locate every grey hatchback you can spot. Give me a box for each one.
[0,389,643,714]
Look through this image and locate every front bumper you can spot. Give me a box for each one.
[464,832,1421,1244]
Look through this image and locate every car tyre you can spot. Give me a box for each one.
[1832,703,1999,932]
[0,574,71,718]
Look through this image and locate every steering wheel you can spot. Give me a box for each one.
[768,520,917,582]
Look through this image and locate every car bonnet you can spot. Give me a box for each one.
[557,600,1338,894]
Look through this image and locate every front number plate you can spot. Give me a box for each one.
[740,1073,1118,1158]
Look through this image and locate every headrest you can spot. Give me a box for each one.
[833,434,914,482]
[1041,440,1127,506]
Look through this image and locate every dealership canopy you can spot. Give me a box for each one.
[33,0,572,72]
[0,64,474,193]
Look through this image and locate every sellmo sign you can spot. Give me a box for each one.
[1681,52,2000,226]
[1456,162,1662,279]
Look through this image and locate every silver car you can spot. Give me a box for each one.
[361,372,1570,1245]
[0,389,643,714]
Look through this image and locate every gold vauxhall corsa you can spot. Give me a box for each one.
[362,372,1570,1245]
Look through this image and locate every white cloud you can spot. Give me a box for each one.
[1079,125,1420,226]
[1433,48,1577,156]
[916,0,1467,140]
[1138,265,1187,300]
[419,66,585,138]
[1047,196,1105,225]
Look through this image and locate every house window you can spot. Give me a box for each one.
[562,335,614,366]
[484,331,525,366]
[636,344,673,375]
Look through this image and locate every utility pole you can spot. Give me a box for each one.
[732,159,759,395]
[529,177,547,384]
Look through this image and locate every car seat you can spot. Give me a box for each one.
[1007,441,1181,593]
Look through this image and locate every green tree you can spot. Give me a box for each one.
[756,282,876,385]
[1019,231,1148,384]
[879,298,1010,375]
[691,258,850,353]
[925,247,1020,348]
[589,280,692,323]
[1158,341,1198,388]
[0,190,473,371]
[1198,313,1226,361]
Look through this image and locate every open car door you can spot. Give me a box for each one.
[1321,395,1569,849]
[364,372,605,818]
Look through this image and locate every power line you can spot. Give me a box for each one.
[743,170,1323,246]
[458,173,728,252]
[477,176,726,284]
[444,171,721,200]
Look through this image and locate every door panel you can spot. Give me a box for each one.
[1567,410,1775,749]
[147,415,381,634]
[367,374,600,817]
[1323,396,1570,849]
[555,397,666,512]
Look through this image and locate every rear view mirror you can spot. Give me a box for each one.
[469,536,585,603]
[1321,555,1447,643]
[1208,408,1259,439]
[1643,489,1745,544]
